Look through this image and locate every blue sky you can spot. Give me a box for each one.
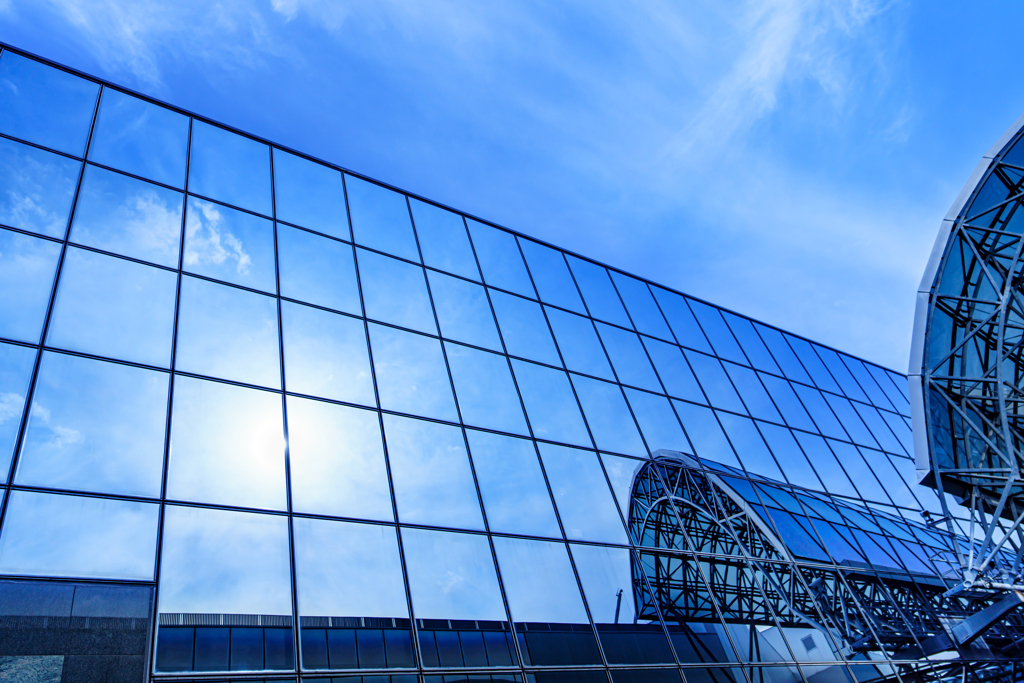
[1,1,1021,372]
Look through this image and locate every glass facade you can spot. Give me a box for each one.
[0,43,1019,683]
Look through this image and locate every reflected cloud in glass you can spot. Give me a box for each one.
[358,249,436,334]
[345,175,418,262]
[491,537,588,624]
[538,443,628,544]
[277,224,360,315]
[188,121,271,216]
[0,227,61,343]
[0,136,80,238]
[0,342,34,477]
[427,271,501,351]
[510,360,590,447]
[369,324,457,422]
[569,544,636,624]
[183,196,275,293]
[410,199,478,281]
[272,149,347,240]
[445,343,527,435]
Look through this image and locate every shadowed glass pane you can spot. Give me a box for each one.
[491,537,589,624]
[287,396,392,521]
[547,307,614,380]
[539,443,628,544]
[0,227,61,343]
[571,374,645,457]
[643,337,703,403]
[519,239,585,313]
[0,136,80,238]
[89,88,189,187]
[69,164,183,267]
[277,224,360,314]
[369,324,458,422]
[167,375,287,510]
[47,247,177,367]
[673,402,738,468]
[596,323,661,392]
[383,414,483,530]
[188,121,271,216]
[346,175,418,261]
[467,220,534,298]
[273,148,347,239]
[490,290,560,365]
[184,196,276,293]
[624,388,689,453]
[609,272,672,341]
[0,52,98,156]
[685,351,744,412]
[411,199,478,280]
[567,256,631,327]
[510,360,590,447]
[650,288,713,354]
[0,491,157,580]
[466,430,560,538]
[717,414,784,481]
[18,352,167,497]
[358,249,436,334]
[428,270,501,351]
[445,342,528,435]
[0,342,34,477]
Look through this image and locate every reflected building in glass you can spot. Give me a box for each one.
[0,43,1019,683]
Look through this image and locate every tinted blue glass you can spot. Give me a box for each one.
[369,324,458,422]
[539,443,628,544]
[841,356,894,410]
[791,383,846,439]
[47,248,177,367]
[519,239,585,313]
[793,432,855,497]
[642,337,704,403]
[358,248,436,334]
[466,220,535,298]
[17,352,167,497]
[758,373,816,431]
[857,448,916,509]
[445,342,528,435]
[624,387,689,454]
[281,301,375,406]
[184,196,276,293]
[272,149,347,239]
[672,402,736,466]
[0,136,80,238]
[786,336,841,394]
[571,375,645,456]
[0,52,98,156]
[410,199,478,280]
[595,323,661,392]
[829,441,887,503]
[758,423,815,488]
[608,272,672,340]
[510,360,590,447]
[684,351,744,412]
[0,227,61,343]
[687,301,746,364]
[650,288,713,354]
[188,121,271,216]
[70,165,183,267]
[88,88,188,187]
[852,402,905,455]
[566,255,631,326]
[754,323,812,384]
[815,346,868,403]
[491,537,589,625]
[0,342,35,476]
[717,413,784,480]
[427,271,501,351]
[868,364,909,413]
[345,175,418,261]
[722,313,781,375]
[879,409,914,455]
[722,363,781,423]
[277,224,360,315]
[174,275,280,388]
[489,290,560,365]
[546,307,613,380]
[822,394,875,447]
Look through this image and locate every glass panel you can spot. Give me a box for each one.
[538,443,628,544]
[650,288,713,354]
[346,175,418,262]
[815,346,868,403]
[175,275,280,387]
[510,360,591,447]
[757,374,815,431]
[383,414,483,530]
[188,121,271,216]
[17,351,167,497]
[672,402,739,468]
[466,220,535,298]
[595,323,661,392]
[791,384,847,440]
[88,88,189,187]
[47,247,177,367]
[428,270,501,351]
[601,453,642,521]
[0,490,157,580]
[566,256,631,327]
[722,313,780,375]
[167,375,287,510]
[793,432,855,497]
[879,409,914,455]
[272,148,347,239]
[571,374,645,457]
[687,301,746,364]
[0,136,80,237]
[282,300,374,406]
[841,355,894,410]
[0,227,61,343]
[721,363,781,423]
[823,394,876,447]
[410,199,478,280]
[547,307,614,380]
[684,351,743,412]
[624,387,689,454]
[0,52,98,156]
[609,272,672,340]
[0,341,35,476]
[643,338,704,403]
[466,430,560,538]
[445,342,528,435]
[490,290,560,365]
[358,248,436,334]
[786,336,841,394]
[277,223,360,315]
[287,395,392,521]
[852,402,905,454]
[753,324,812,384]
[756,423,814,488]
[716,414,783,480]
[183,196,276,293]
[868,364,909,413]
[369,324,458,422]
[519,240,585,313]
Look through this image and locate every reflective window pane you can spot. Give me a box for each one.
[567,256,631,327]
[595,323,661,392]
[0,52,98,156]
[816,345,868,403]
[539,443,628,544]
[853,402,904,455]
[823,393,876,447]
[685,351,743,412]
[88,88,189,187]
[547,307,614,380]
[287,396,392,521]
[624,387,689,453]
[673,402,739,468]
[466,430,560,538]
[571,374,645,457]
[510,360,591,447]
[519,239,585,313]
[184,196,276,293]
[282,301,374,406]
[188,121,271,216]
[0,491,157,580]
[467,220,535,298]
[410,199,478,280]
[175,275,280,388]
[369,324,458,422]
[0,136,80,238]
[786,335,841,394]
[754,323,812,384]
[609,272,672,340]
[601,453,642,521]
[643,338,704,403]
[0,227,61,343]
[445,342,528,435]
[428,270,501,351]
[18,352,167,497]
[383,414,483,530]
[167,375,287,510]
[688,301,746,364]
[47,247,177,367]
[277,223,360,315]
[759,424,814,488]
[759,373,815,431]
[0,342,34,476]
[650,288,712,354]
[70,164,183,267]
[272,148,348,239]
[722,313,781,375]
[491,537,589,624]
[722,363,781,423]
[794,432,855,497]
[842,355,894,410]
[791,383,846,439]
[490,290,560,365]
[717,414,783,481]
[358,248,436,334]
[346,175,418,261]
